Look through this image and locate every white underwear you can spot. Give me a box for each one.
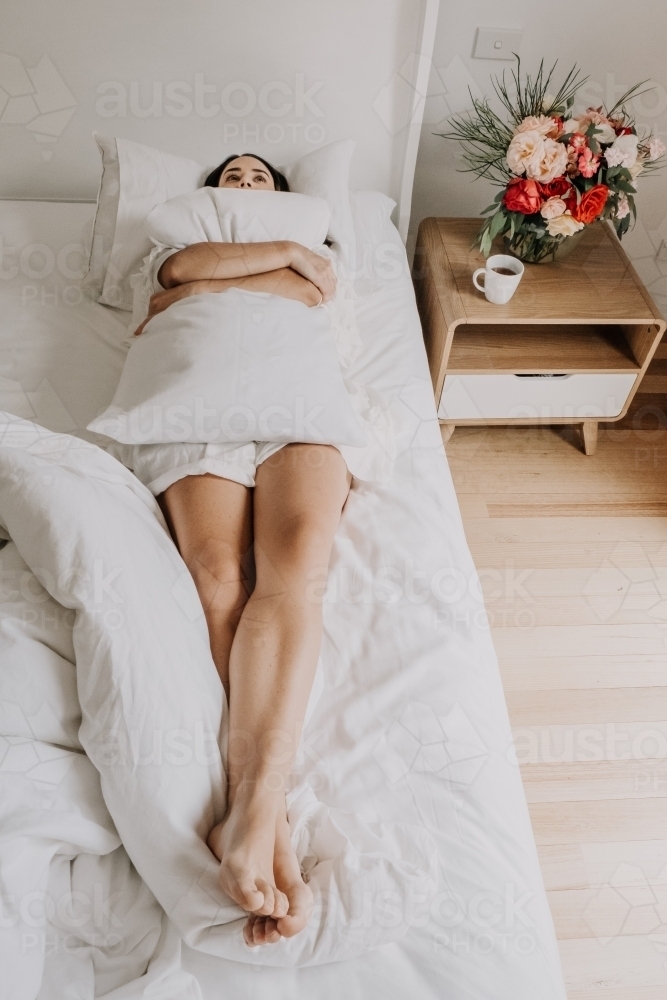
[106,440,287,495]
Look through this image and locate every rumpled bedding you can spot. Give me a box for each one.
[0,194,566,1000]
[0,411,438,998]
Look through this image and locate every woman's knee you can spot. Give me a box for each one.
[182,536,250,610]
[256,515,333,586]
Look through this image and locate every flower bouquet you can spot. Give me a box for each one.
[439,59,665,263]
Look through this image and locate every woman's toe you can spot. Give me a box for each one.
[243,915,258,947]
[234,877,265,913]
[252,916,267,946]
[263,917,281,944]
[252,915,279,946]
[276,880,313,937]
[253,878,275,916]
[272,889,289,918]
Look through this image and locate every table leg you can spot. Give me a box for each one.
[581,421,598,456]
[441,423,455,444]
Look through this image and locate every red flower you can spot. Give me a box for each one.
[539,176,571,198]
[578,184,609,223]
[617,126,634,135]
[563,187,579,216]
[503,178,543,215]
[565,184,609,224]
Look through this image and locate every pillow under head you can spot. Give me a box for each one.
[84,134,356,311]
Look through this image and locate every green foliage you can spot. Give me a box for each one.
[436,57,588,188]
[606,81,651,120]
[492,56,588,123]
[437,94,514,185]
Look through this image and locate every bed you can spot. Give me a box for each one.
[0,0,566,995]
[0,191,566,999]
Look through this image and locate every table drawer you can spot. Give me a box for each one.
[438,373,638,421]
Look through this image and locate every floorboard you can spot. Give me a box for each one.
[448,403,667,999]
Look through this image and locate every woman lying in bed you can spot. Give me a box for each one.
[130,155,344,948]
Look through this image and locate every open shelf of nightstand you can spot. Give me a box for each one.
[446,323,642,374]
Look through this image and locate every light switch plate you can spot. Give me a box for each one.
[473,27,523,60]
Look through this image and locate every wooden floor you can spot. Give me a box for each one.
[447,353,667,999]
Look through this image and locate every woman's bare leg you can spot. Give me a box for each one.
[159,473,253,696]
[208,443,350,943]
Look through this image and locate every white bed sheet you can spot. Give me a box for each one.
[0,201,566,998]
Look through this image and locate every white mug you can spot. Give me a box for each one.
[472,254,524,304]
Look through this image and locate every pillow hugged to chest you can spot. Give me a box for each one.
[89,290,367,447]
[144,187,331,251]
[88,189,367,449]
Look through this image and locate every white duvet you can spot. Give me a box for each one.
[0,411,441,998]
[0,196,566,1000]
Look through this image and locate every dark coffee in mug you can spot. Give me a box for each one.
[473,253,524,303]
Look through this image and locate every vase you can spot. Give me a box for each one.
[503,226,588,264]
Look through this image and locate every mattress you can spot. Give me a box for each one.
[0,199,566,998]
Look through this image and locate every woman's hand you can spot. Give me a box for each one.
[132,282,204,337]
[285,244,337,304]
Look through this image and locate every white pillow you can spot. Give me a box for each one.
[145,187,330,251]
[81,133,120,300]
[350,189,396,251]
[87,290,368,447]
[84,134,356,312]
[85,133,206,309]
[281,140,356,272]
[349,189,398,290]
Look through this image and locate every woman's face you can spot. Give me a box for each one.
[218,156,275,190]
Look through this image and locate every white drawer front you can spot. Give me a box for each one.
[439,373,638,420]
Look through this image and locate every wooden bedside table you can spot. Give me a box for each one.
[413,218,666,454]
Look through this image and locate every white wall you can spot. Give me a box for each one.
[410,0,667,315]
[0,0,425,212]
[4,0,666,308]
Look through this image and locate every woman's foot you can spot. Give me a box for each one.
[243,805,314,947]
[207,790,289,919]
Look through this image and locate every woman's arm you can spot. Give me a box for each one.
[133,268,322,337]
[159,240,336,303]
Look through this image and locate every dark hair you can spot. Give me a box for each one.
[204,153,289,191]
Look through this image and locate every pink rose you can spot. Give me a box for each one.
[578,107,614,129]
[529,137,569,183]
[507,130,544,175]
[540,196,567,220]
[514,115,558,138]
[508,132,571,184]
